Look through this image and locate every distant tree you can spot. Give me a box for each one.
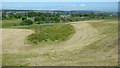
[22,16,27,20]
[72,14,79,17]
[53,13,56,17]
[21,19,33,25]
[45,13,50,17]
[56,13,60,17]
[15,13,22,19]
[50,17,55,21]
[41,16,46,21]
[79,14,83,17]
[45,18,50,23]
[2,12,7,19]
[37,21,45,24]
[8,13,14,18]
[83,13,88,17]
[54,17,60,23]
[68,18,73,22]
[28,12,37,17]
[37,12,45,17]
[34,16,40,22]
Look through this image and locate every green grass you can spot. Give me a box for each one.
[2,19,22,28]
[3,53,40,66]
[16,24,75,45]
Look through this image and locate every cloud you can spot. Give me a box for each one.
[72,4,86,7]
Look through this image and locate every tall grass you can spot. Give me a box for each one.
[2,19,21,28]
[17,24,75,45]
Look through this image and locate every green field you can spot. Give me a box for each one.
[2,19,21,28]
[2,20,118,66]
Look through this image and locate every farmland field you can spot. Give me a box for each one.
[2,20,118,66]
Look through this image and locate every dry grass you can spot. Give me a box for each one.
[2,20,118,66]
[0,28,2,67]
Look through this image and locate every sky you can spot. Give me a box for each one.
[2,0,120,2]
[2,2,118,12]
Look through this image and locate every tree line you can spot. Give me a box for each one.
[2,11,117,25]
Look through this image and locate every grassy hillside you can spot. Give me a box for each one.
[2,20,118,66]
[2,19,21,28]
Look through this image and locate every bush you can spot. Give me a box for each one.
[37,21,45,24]
[34,16,40,22]
[21,19,33,25]
[15,13,22,19]
[8,13,15,18]
[22,16,27,20]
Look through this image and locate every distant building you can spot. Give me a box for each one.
[60,15,71,17]
[6,11,29,14]
[110,14,113,17]
[6,14,9,18]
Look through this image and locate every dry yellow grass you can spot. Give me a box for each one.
[2,20,118,66]
[2,29,34,53]
[0,29,2,67]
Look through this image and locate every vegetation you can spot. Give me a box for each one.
[20,19,33,25]
[82,20,118,51]
[17,24,75,45]
[2,20,118,66]
[2,19,21,28]
[1,10,118,66]
[22,16,27,20]
[37,21,45,24]
[15,13,22,19]
[8,13,14,18]
[34,16,40,22]
[2,11,118,26]
[2,12,7,19]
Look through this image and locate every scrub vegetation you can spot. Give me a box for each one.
[17,24,75,45]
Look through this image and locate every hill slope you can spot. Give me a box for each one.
[2,20,118,66]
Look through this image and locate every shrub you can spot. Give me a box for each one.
[34,16,40,22]
[22,16,27,20]
[15,13,22,19]
[8,13,15,18]
[21,19,33,25]
[37,21,45,24]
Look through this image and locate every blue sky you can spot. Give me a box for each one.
[2,0,120,2]
[2,2,118,12]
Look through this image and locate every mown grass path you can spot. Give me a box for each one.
[2,20,118,66]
